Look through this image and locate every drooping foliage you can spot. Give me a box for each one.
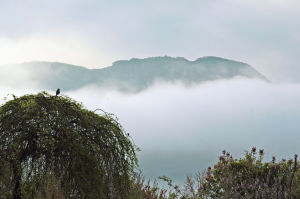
[0,92,138,199]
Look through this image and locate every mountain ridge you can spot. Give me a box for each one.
[0,56,268,92]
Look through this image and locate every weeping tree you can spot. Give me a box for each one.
[0,92,138,199]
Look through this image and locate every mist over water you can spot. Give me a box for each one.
[1,78,300,184]
[65,78,300,183]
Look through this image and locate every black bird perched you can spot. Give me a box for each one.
[56,88,60,96]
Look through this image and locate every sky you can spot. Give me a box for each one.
[1,0,300,82]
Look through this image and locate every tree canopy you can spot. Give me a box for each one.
[0,92,138,199]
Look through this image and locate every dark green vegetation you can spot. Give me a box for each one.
[0,92,137,199]
[1,56,268,92]
[1,93,299,199]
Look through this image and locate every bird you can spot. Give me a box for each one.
[56,88,60,96]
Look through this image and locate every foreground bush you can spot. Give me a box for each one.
[0,92,138,199]
[198,148,300,198]
[133,148,300,199]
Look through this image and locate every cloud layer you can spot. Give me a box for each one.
[63,79,300,182]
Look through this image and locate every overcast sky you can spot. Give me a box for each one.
[0,0,300,82]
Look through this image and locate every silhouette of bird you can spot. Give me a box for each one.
[56,88,60,96]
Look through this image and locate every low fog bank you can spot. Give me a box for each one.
[64,78,300,183]
[1,78,300,184]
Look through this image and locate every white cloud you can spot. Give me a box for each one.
[62,79,300,182]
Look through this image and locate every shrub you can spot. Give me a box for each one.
[131,149,300,199]
[0,92,138,199]
[198,148,300,198]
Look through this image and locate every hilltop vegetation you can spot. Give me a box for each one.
[0,92,137,199]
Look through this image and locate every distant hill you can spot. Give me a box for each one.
[0,56,268,92]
